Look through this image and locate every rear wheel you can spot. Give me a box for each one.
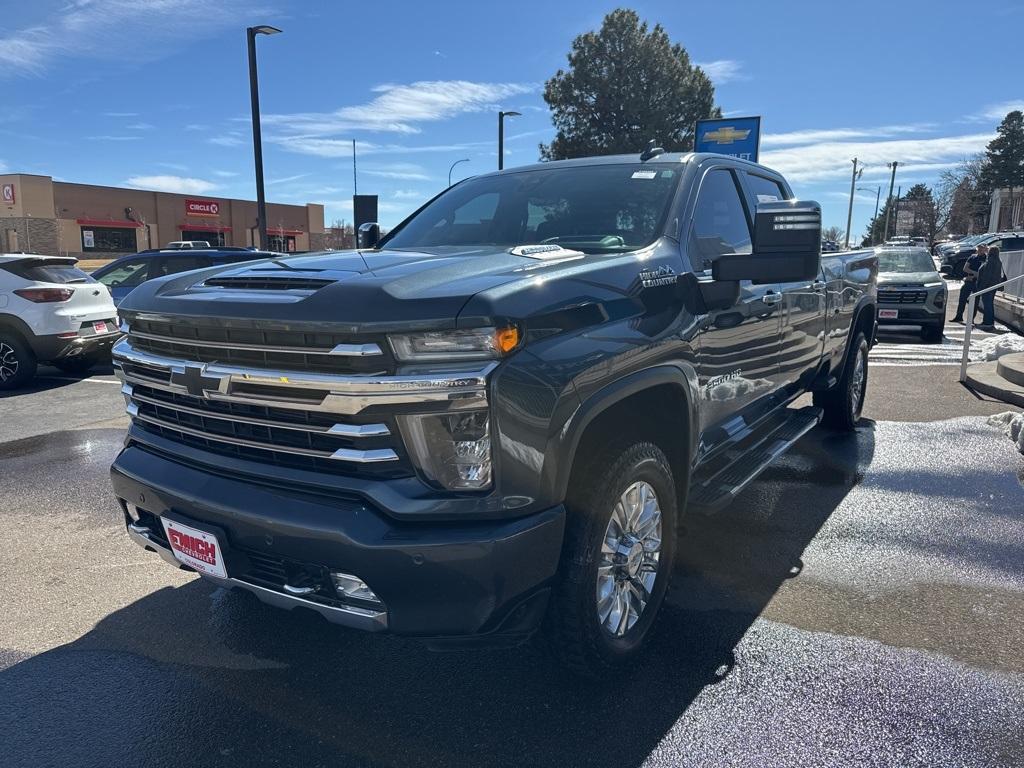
[547,441,677,677]
[0,332,37,390]
[814,331,868,431]
[53,353,100,374]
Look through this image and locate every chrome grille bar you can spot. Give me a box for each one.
[127,328,383,357]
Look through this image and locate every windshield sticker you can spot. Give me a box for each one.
[631,170,658,180]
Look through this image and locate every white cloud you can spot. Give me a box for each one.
[87,135,143,141]
[0,0,253,76]
[185,123,209,131]
[981,100,1024,120]
[267,173,311,185]
[124,175,220,194]
[213,170,239,178]
[125,122,155,130]
[761,133,993,183]
[696,60,745,84]
[157,162,189,171]
[393,189,423,199]
[762,124,933,148]
[362,163,431,181]
[104,111,138,118]
[209,134,245,147]
[0,159,7,172]
[262,80,535,136]
[270,135,495,159]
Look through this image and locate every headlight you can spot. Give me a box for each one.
[399,410,492,490]
[389,326,519,362]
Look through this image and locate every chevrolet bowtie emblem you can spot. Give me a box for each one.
[171,364,225,398]
[702,126,751,145]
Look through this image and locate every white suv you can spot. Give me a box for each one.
[0,254,120,389]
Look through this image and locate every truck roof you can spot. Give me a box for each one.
[476,152,783,178]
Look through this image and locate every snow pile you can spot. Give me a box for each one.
[971,333,1024,362]
[987,411,1024,455]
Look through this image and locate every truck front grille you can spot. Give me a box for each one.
[128,316,393,375]
[878,288,927,304]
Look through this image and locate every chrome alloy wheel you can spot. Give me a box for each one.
[850,347,866,419]
[596,480,663,637]
[0,342,19,383]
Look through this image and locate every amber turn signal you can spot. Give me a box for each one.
[495,326,520,354]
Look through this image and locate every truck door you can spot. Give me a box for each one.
[741,171,827,390]
[688,167,784,435]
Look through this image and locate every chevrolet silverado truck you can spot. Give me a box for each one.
[110,151,877,675]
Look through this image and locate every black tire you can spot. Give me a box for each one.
[53,354,99,374]
[547,441,678,677]
[921,324,943,343]
[813,331,868,431]
[0,331,38,390]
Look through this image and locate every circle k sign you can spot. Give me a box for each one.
[185,198,220,217]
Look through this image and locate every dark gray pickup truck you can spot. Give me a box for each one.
[110,151,877,675]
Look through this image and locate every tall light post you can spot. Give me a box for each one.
[497,111,521,170]
[844,158,862,250]
[448,158,470,187]
[247,24,282,250]
[883,161,899,243]
[858,185,882,244]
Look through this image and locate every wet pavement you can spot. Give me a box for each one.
[2,399,1023,766]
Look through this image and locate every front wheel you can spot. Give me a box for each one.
[547,441,678,677]
[814,331,868,431]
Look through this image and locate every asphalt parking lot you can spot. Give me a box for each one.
[2,311,1024,768]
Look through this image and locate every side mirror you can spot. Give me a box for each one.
[712,200,822,284]
[939,264,954,277]
[357,222,381,249]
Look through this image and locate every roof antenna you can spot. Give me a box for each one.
[640,139,665,162]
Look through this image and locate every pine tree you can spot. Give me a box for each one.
[540,9,720,160]
[979,111,1024,191]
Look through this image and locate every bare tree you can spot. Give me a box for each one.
[821,225,844,243]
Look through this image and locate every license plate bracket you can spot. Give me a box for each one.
[161,516,228,578]
[879,309,899,320]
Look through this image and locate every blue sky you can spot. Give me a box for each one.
[3,0,1022,238]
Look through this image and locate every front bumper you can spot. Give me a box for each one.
[111,444,565,643]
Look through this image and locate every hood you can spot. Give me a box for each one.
[116,245,603,332]
[877,270,943,286]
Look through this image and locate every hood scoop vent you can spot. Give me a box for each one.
[204,275,335,291]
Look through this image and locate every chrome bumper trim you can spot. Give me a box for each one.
[126,523,388,631]
[113,337,492,416]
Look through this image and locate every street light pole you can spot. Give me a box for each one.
[858,185,881,245]
[448,158,470,187]
[247,24,282,250]
[883,161,899,243]
[497,111,521,170]
[845,158,859,250]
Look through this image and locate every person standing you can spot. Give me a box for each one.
[952,244,988,323]
[976,246,1005,330]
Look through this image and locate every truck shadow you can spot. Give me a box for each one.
[0,424,875,768]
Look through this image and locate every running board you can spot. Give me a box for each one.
[688,406,822,515]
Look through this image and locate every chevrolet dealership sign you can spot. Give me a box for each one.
[695,116,761,162]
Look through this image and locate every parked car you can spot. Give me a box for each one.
[821,239,840,252]
[940,231,1024,278]
[875,246,947,342]
[110,151,878,675]
[0,253,120,389]
[165,240,212,249]
[91,247,280,304]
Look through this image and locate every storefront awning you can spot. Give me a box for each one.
[179,223,232,231]
[76,218,143,228]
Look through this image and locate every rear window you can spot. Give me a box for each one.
[5,263,95,284]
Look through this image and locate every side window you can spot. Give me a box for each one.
[746,173,789,204]
[689,169,752,270]
[154,256,210,278]
[95,259,150,288]
[1001,237,1024,251]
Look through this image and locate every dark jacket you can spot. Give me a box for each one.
[976,254,1005,291]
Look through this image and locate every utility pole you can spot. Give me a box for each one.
[858,186,881,245]
[247,24,282,250]
[845,158,860,250]
[883,161,899,243]
[892,186,902,237]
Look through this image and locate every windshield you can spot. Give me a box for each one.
[383,163,682,254]
[877,249,935,273]
[12,263,94,284]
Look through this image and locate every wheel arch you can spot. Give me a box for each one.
[546,364,700,508]
[0,313,34,344]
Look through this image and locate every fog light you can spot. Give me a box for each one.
[331,572,381,604]
[399,410,492,490]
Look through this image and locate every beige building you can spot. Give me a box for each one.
[0,173,326,257]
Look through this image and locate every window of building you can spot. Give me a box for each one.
[689,169,752,270]
[181,230,226,246]
[268,234,297,252]
[745,173,789,204]
[81,226,137,252]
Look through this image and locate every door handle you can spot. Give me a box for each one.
[763,292,783,305]
[809,280,826,290]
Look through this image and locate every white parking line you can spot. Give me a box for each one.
[37,376,121,384]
